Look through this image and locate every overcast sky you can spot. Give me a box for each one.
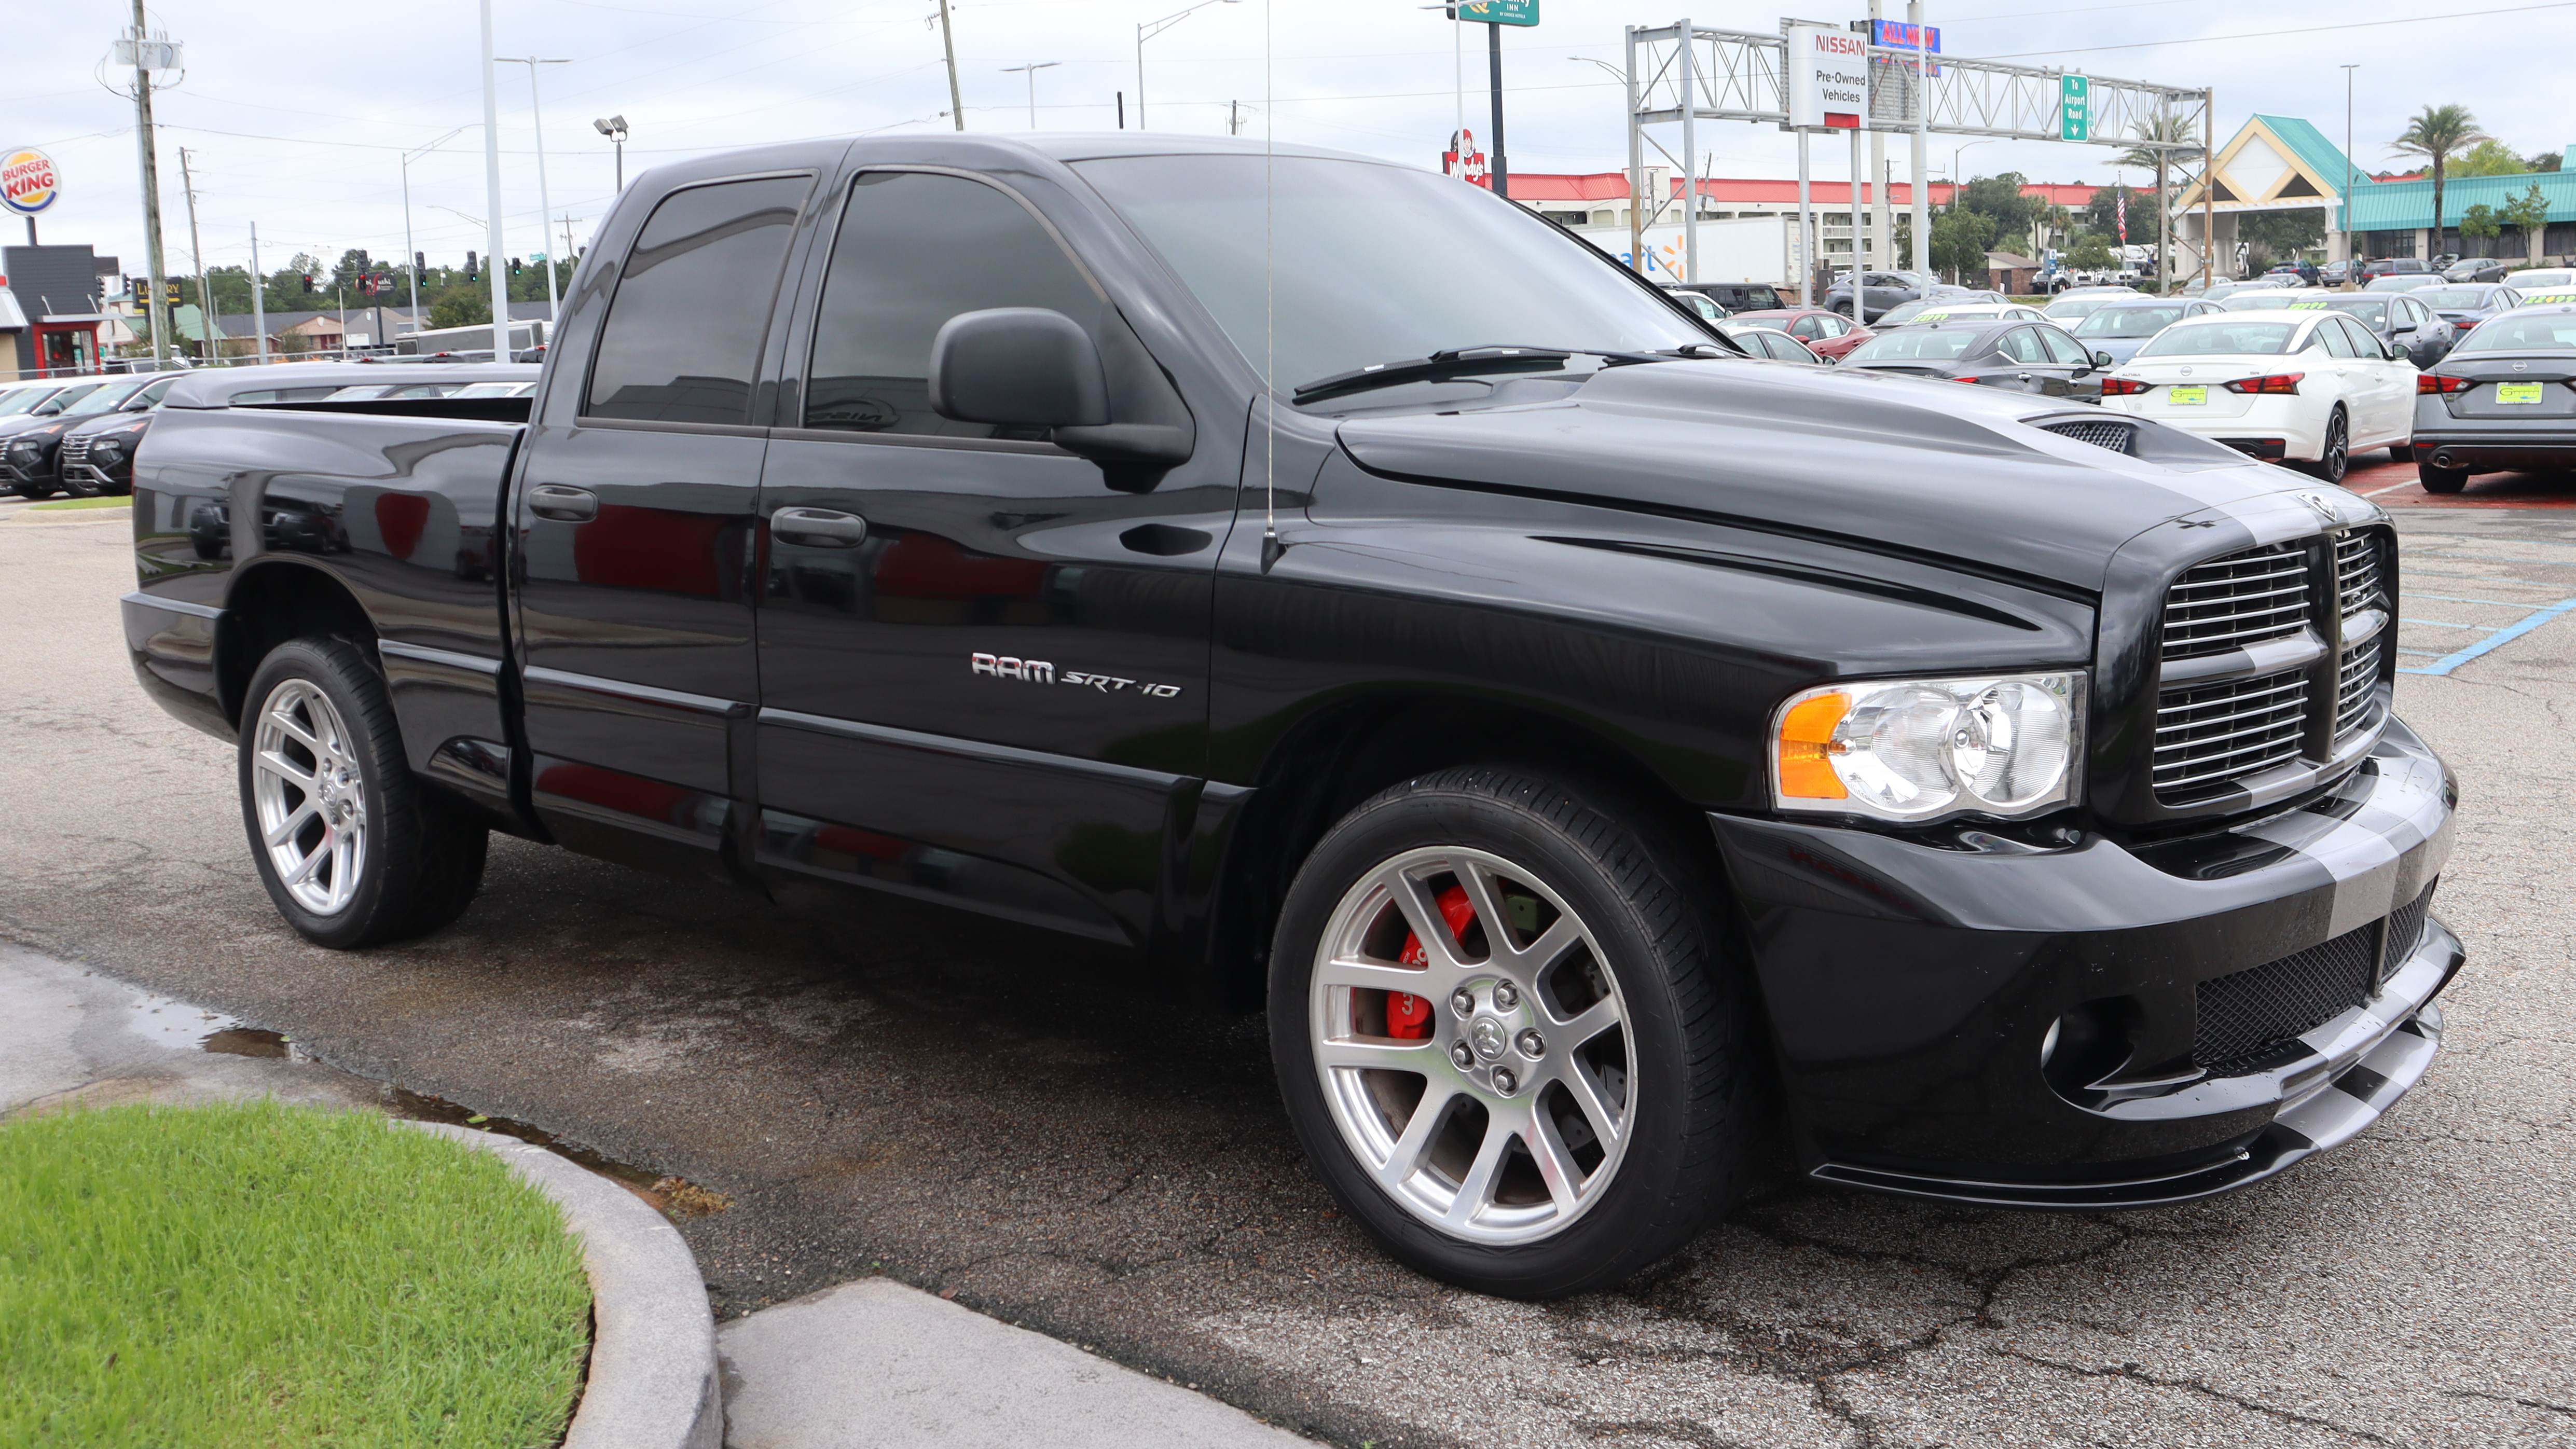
[8,0,2565,286]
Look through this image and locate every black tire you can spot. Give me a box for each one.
[1268,765,1757,1299]
[238,638,488,948]
[2417,459,2469,494]
[12,481,56,501]
[2304,407,2349,485]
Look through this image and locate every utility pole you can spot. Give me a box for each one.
[560,215,583,283]
[479,1,512,361]
[1230,100,1241,136]
[402,128,466,341]
[1677,16,1695,278]
[1001,61,1058,129]
[1909,2,1930,275]
[123,1,172,368]
[1621,32,1644,273]
[249,223,268,363]
[502,58,570,325]
[937,0,965,131]
[178,147,217,364]
[2340,64,2358,280]
[1137,0,1239,131]
[1868,1,1888,273]
[1486,18,1509,200]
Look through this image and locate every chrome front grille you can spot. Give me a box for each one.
[2334,530,2385,616]
[2150,530,2391,807]
[2336,637,2384,741]
[2160,544,2309,661]
[59,435,90,469]
[56,434,110,489]
[2043,419,2136,454]
[2155,668,2309,794]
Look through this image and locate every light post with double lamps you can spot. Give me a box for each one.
[1001,62,1059,128]
[401,127,469,339]
[593,115,628,192]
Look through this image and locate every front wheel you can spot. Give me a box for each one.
[1269,766,1757,1299]
[239,638,489,948]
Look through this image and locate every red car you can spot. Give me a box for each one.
[1724,308,1874,360]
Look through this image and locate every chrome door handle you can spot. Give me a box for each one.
[527,484,597,522]
[2016,372,2033,382]
[772,506,869,548]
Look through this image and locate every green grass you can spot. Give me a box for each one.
[24,494,132,510]
[1,1100,591,1448]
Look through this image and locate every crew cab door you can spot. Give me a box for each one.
[511,172,814,874]
[750,165,1227,944]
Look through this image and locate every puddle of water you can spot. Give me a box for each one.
[161,996,731,1221]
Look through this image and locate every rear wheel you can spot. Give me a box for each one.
[2303,407,2349,485]
[240,638,488,948]
[1269,765,1757,1299]
[2417,458,2469,494]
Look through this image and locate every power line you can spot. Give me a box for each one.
[1983,1,2576,59]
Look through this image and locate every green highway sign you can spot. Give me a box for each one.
[1455,0,1538,25]
[2058,74,2090,141]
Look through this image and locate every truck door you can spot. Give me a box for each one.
[511,172,814,875]
[751,167,1229,945]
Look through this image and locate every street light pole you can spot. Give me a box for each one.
[2341,64,2358,278]
[502,58,570,328]
[1136,0,1239,130]
[478,0,511,362]
[402,126,468,340]
[1001,62,1059,129]
[592,116,628,192]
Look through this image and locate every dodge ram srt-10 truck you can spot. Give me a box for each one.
[123,133,2461,1298]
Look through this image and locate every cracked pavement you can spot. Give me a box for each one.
[6,505,2574,1447]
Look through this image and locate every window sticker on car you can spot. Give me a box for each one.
[2495,382,2545,404]
[2519,291,2576,306]
[1913,311,1951,322]
[2167,385,2207,405]
[2288,301,2329,310]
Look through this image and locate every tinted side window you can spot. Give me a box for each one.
[584,176,812,424]
[1998,328,2046,364]
[805,171,1101,436]
[2319,321,2356,357]
[2037,326,2089,364]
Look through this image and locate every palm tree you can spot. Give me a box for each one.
[2113,114,2199,176]
[2390,104,2491,246]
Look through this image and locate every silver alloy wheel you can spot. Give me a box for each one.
[1309,846,1634,1245]
[250,677,368,917]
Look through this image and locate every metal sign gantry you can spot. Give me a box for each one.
[1622,19,2215,295]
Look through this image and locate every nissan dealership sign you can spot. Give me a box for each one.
[1785,25,1868,131]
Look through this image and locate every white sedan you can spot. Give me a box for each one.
[2096,309,2416,484]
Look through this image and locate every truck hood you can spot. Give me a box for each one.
[1332,360,2335,595]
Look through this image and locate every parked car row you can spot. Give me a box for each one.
[0,373,189,499]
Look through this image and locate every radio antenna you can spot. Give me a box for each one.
[1260,0,1280,570]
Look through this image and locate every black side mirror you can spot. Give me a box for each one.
[928,308,1110,429]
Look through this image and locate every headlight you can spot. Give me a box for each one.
[1771,672,2084,822]
[6,440,39,461]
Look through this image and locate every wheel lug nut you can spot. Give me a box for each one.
[1492,982,1519,1010]
[1450,988,1475,1016]
[1518,1030,1545,1058]
[1491,1068,1518,1095]
[1450,1042,1475,1070]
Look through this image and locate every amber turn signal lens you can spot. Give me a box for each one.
[1776,692,1851,799]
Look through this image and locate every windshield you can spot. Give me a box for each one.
[62,381,145,416]
[2418,288,2497,310]
[0,387,53,416]
[2042,294,2117,320]
[2511,271,2576,289]
[1844,328,1982,362]
[2074,306,2187,338]
[1073,155,1708,399]
[2454,311,2576,353]
[2137,321,2301,357]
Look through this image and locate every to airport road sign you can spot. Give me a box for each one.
[2059,74,2090,141]
[1455,0,1537,25]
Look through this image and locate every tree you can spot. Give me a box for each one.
[2501,182,2553,266]
[1929,207,1996,284]
[426,287,491,330]
[2237,207,2327,270]
[1958,173,2046,250]
[2064,232,2117,271]
[2112,114,2199,175]
[2390,104,2491,243]
[2530,151,2563,173]
[2450,139,2526,177]
[2081,185,2160,249]
[2459,203,2502,255]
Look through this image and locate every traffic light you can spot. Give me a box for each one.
[415,251,426,280]
[355,250,370,269]
[508,257,522,277]
[300,273,314,294]
[464,251,478,281]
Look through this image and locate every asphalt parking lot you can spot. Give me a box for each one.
[6,495,2574,1449]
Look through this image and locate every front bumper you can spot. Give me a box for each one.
[1710,716,2459,1209]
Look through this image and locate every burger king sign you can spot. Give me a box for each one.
[3,148,61,217]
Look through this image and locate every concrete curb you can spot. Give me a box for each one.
[401,1121,721,1449]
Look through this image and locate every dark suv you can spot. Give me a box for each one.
[1668,281,1785,313]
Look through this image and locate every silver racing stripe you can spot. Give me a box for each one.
[2234,744,2453,937]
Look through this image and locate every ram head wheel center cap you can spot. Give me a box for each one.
[1470,1016,1509,1060]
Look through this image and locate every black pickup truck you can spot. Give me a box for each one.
[124,133,2460,1299]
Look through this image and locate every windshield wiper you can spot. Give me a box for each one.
[1290,344,1679,406]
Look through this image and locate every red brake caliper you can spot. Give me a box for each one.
[1386,885,1475,1039]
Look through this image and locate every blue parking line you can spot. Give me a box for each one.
[2408,550,2576,569]
[2400,618,2494,630]
[2404,591,2549,608]
[2399,597,2576,675]
[2405,569,2575,588]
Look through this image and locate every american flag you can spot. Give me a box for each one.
[2117,188,2128,244]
